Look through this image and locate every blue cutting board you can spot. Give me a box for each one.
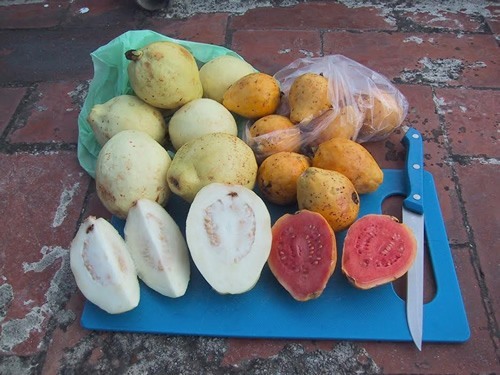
[81,169,470,343]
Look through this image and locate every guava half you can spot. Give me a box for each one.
[185,183,272,294]
[341,214,417,289]
[268,210,337,301]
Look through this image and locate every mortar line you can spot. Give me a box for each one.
[0,84,38,148]
[224,13,235,50]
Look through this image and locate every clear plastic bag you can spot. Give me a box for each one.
[244,55,408,161]
[77,30,245,178]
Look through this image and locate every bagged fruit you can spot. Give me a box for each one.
[243,55,408,159]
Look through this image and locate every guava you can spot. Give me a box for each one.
[199,55,256,103]
[256,151,310,205]
[87,95,166,146]
[341,214,417,289]
[268,210,337,301]
[312,137,383,194]
[246,114,302,162]
[96,130,171,218]
[185,183,272,294]
[297,167,360,232]
[167,132,258,203]
[126,41,203,109]
[168,98,237,150]
[222,72,281,119]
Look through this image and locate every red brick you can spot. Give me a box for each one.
[434,88,499,157]
[230,2,395,31]
[456,162,500,326]
[8,81,82,144]
[0,28,131,84]
[0,152,90,355]
[323,32,500,88]
[230,30,322,74]
[0,1,68,29]
[363,249,497,373]
[147,13,229,46]
[0,87,27,135]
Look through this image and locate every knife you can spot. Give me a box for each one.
[402,126,425,350]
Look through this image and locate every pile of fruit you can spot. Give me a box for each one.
[70,39,417,314]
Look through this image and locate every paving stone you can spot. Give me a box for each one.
[0,87,27,136]
[323,31,500,88]
[230,2,395,31]
[0,1,498,374]
[363,249,497,374]
[230,29,322,74]
[0,28,132,84]
[0,152,90,355]
[0,1,68,29]
[434,87,499,157]
[7,81,83,144]
[147,12,229,46]
[455,162,500,327]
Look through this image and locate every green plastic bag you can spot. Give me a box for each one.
[77,30,245,178]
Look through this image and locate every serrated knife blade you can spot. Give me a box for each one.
[402,126,425,350]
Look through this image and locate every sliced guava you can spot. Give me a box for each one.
[341,214,417,289]
[70,216,140,314]
[185,183,272,294]
[268,210,337,301]
[125,199,190,298]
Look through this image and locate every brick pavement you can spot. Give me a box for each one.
[0,1,498,374]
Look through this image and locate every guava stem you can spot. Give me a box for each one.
[125,49,143,61]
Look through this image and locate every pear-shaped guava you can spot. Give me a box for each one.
[126,41,203,109]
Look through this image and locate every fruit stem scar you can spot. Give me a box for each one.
[125,49,143,61]
[168,177,180,190]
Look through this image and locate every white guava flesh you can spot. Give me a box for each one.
[70,216,140,314]
[186,183,272,294]
[124,199,190,298]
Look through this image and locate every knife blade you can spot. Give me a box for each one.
[402,126,425,350]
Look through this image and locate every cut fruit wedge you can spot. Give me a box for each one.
[70,216,140,314]
[125,199,190,298]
